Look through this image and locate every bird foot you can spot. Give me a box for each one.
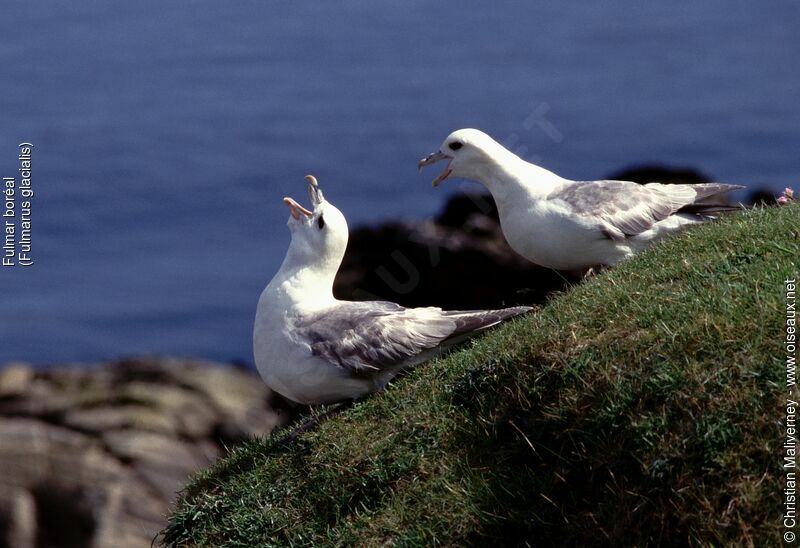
[565,267,600,280]
[566,266,605,280]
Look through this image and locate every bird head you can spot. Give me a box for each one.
[283,175,349,268]
[417,128,503,187]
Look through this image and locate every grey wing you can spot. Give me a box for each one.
[293,301,531,374]
[552,180,742,241]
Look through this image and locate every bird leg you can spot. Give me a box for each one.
[564,267,592,280]
[565,266,605,280]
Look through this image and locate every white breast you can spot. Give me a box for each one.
[497,199,632,270]
[253,287,374,404]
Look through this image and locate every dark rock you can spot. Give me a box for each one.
[335,192,569,310]
[63,405,178,435]
[435,192,499,227]
[0,364,33,397]
[0,358,290,548]
[0,488,35,548]
[747,187,780,206]
[605,165,711,185]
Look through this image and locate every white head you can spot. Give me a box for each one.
[281,175,349,274]
[418,128,515,187]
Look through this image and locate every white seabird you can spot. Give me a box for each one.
[253,175,531,405]
[419,128,743,273]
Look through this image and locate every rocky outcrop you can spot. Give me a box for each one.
[0,359,291,548]
[604,164,712,185]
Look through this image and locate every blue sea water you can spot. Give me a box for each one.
[0,2,797,365]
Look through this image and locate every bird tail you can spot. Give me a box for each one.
[444,306,532,340]
[679,183,745,217]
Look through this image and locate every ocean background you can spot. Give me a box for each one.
[0,1,797,365]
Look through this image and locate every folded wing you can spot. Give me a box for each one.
[292,301,530,374]
[552,180,743,241]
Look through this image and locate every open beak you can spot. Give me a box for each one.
[283,174,324,220]
[305,174,325,207]
[417,150,452,187]
[283,197,313,220]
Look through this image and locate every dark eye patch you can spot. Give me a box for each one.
[317,215,325,229]
[449,141,463,151]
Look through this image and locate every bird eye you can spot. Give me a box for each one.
[449,141,463,151]
[317,215,325,229]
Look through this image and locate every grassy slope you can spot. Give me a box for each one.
[163,205,798,547]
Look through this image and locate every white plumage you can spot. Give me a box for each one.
[254,175,530,404]
[419,128,743,272]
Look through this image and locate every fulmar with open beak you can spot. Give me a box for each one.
[253,174,531,405]
[419,128,743,273]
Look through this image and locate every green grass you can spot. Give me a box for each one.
[163,204,798,547]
